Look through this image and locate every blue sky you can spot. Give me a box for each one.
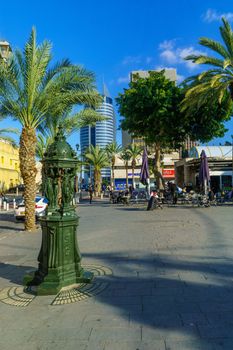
[1,0,233,147]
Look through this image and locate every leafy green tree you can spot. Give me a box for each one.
[120,148,131,189]
[181,95,231,143]
[0,28,101,230]
[182,18,233,120]
[126,144,142,188]
[84,145,109,195]
[116,71,185,189]
[106,142,122,189]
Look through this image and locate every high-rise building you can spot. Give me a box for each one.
[80,84,116,182]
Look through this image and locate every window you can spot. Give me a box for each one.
[10,159,13,166]
[14,163,18,169]
[222,175,232,191]
[1,156,4,164]
[91,127,96,146]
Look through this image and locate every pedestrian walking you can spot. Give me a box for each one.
[88,185,93,204]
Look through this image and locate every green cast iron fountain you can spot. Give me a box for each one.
[24,127,93,295]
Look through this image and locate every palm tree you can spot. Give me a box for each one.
[127,144,142,188]
[84,145,109,195]
[0,28,101,231]
[120,148,131,189]
[182,18,233,114]
[106,142,122,189]
[0,127,20,147]
[36,108,105,159]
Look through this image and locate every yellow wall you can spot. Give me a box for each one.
[0,139,21,191]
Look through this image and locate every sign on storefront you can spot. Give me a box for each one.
[162,169,175,178]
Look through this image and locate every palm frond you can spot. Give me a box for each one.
[0,135,18,147]
[85,145,110,171]
[0,127,20,135]
[220,18,233,58]
[199,37,229,59]
[185,54,225,68]
[36,133,51,159]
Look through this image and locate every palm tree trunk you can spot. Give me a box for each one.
[154,143,165,190]
[19,127,37,231]
[126,162,129,189]
[94,169,98,196]
[94,169,101,196]
[111,164,115,190]
[132,165,135,188]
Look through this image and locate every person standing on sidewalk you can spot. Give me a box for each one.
[88,185,93,204]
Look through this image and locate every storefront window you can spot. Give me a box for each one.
[222,175,232,191]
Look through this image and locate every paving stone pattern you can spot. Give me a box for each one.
[0,202,233,349]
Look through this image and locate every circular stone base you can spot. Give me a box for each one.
[0,264,112,307]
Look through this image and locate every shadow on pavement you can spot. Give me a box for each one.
[114,207,146,211]
[0,262,36,285]
[79,209,233,349]
[0,225,23,232]
[81,250,233,349]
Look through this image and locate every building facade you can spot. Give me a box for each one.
[0,140,21,191]
[175,146,233,191]
[0,40,12,62]
[80,85,116,182]
[113,151,180,189]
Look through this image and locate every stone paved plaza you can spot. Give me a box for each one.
[0,200,233,349]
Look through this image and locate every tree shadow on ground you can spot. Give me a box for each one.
[78,208,233,349]
[0,212,24,231]
[0,262,36,285]
[0,225,24,232]
[114,207,146,211]
[81,250,233,349]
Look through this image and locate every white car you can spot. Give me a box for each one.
[15,196,48,221]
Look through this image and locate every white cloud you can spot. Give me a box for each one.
[160,49,178,64]
[159,40,176,50]
[159,40,205,70]
[122,56,142,65]
[178,47,205,70]
[117,75,130,84]
[202,9,233,23]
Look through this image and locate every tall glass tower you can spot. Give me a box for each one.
[80,84,116,182]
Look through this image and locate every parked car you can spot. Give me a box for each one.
[14,196,48,221]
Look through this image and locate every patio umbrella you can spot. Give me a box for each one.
[199,150,210,194]
[140,147,150,197]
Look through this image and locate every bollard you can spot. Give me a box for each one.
[13,198,16,209]
[3,201,7,210]
[6,202,9,211]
